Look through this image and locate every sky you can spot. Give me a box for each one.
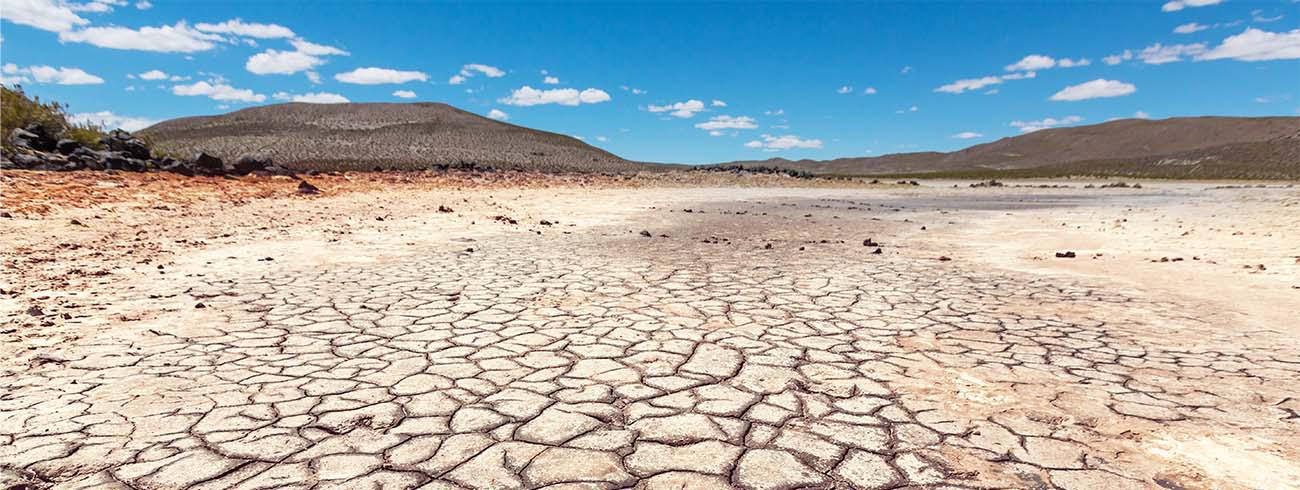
[1,0,1298,164]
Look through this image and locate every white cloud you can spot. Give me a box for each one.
[1009,115,1083,133]
[1197,28,1300,61]
[194,18,294,39]
[1161,0,1222,12]
[499,86,611,106]
[1134,110,1152,119]
[247,49,324,74]
[935,76,1003,94]
[694,115,758,131]
[1175,22,1209,34]
[1005,54,1056,71]
[392,89,417,99]
[3,64,103,85]
[272,91,349,103]
[335,67,429,84]
[863,87,877,95]
[595,136,608,142]
[450,63,505,84]
[764,109,784,116]
[59,21,223,53]
[0,0,89,32]
[952,131,983,139]
[306,71,321,84]
[744,134,823,151]
[487,108,509,120]
[648,99,706,118]
[172,80,266,103]
[290,39,347,56]
[900,65,912,74]
[543,76,559,84]
[1252,10,1284,23]
[1057,58,1091,67]
[1050,79,1136,101]
[135,0,151,9]
[1137,43,1207,64]
[1103,50,1134,65]
[837,85,853,94]
[70,110,156,131]
[711,99,726,107]
[137,69,168,80]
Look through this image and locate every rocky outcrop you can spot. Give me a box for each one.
[2,127,295,177]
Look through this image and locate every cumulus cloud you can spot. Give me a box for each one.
[69,110,156,131]
[135,0,151,9]
[694,115,758,132]
[935,76,1003,94]
[335,67,428,84]
[1005,54,1090,71]
[194,18,294,38]
[1175,22,1209,34]
[59,21,223,53]
[392,90,417,99]
[1049,79,1136,101]
[620,85,646,95]
[951,131,983,139]
[837,85,853,94]
[0,0,90,32]
[1137,43,1207,64]
[1134,110,1152,119]
[711,99,726,107]
[2,64,103,85]
[744,134,823,151]
[172,80,266,103]
[449,63,505,84]
[543,76,559,84]
[290,39,347,56]
[1009,115,1083,132]
[272,91,349,103]
[487,109,509,120]
[1161,0,1221,12]
[1103,50,1133,65]
[863,87,877,94]
[1197,28,1300,61]
[499,86,611,106]
[246,49,325,75]
[647,99,706,118]
[134,69,186,81]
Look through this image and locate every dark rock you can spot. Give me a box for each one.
[438,205,454,213]
[863,238,880,247]
[938,256,952,261]
[297,180,321,194]
[10,124,58,152]
[55,139,81,155]
[101,129,150,160]
[872,248,883,254]
[233,155,271,175]
[192,152,224,173]
[26,306,45,317]
[1054,251,1077,258]
[639,230,652,237]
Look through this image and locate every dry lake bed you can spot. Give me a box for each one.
[2,173,1297,490]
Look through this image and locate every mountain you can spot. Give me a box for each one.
[139,102,640,173]
[723,117,1300,179]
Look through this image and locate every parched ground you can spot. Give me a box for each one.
[1,172,1298,490]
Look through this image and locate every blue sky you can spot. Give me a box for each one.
[2,0,1297,164]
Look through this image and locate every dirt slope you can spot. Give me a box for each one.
[139,102,641,173]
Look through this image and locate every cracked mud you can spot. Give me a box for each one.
[2,183,1298,490]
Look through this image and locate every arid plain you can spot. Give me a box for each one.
[2,172,1297,490]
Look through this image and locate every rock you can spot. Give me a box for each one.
[438,205,454,213]
[232,155,271,175]
[101,129,150,160]
[10,125,57,152]
[55,139,81,155]
[192,152,225,173]
[938,256,952,261]
[640,230,652,237]
[863,238,880,247]
[297,180,321,194]
[1055,251,1077,258]
[872,247,883,254]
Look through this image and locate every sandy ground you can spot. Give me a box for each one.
[1,171,1297,490]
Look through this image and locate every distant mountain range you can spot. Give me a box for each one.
[721,116,1300,179]
[140,102,638,173]
[142,103,1300,179]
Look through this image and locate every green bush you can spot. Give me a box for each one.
[1,85,105,148]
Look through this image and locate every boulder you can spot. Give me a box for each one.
[100,129,150,160]
[9,127,57,152]
[232,155,271,175]
[55,139,81,155]
[192,152,224,174]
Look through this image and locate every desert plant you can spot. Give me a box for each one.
[1,85,105,148]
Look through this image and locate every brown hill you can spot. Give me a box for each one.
[724,117,1300,178]
[139,102,640,173]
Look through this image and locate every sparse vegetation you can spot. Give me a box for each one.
[1,85,105,149]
